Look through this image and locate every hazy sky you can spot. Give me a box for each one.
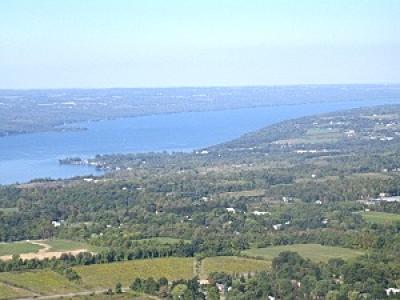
[1,0,399,88]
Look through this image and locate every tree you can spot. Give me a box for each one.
[115,282,122,294]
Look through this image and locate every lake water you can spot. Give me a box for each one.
[1,99,399,184]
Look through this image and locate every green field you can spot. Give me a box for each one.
[45,239,104,252]
[361,211,400,225]
[74,257,194,288]
[0,242,43,256]
[202,256,270,277]
[0,270,84,295]
[242,244,364,263]
[0,282,35,300]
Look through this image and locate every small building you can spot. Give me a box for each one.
[51,220,61,227]
[216,283,225,293]
[273,224,282,230]
[252,211,270,216]
[199,279,210,285]
[385,288,400,296]
[226,207,236,213]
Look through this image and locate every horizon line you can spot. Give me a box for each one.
[1,82,400,91]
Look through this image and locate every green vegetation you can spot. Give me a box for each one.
[361,211,400,225]
[0,270,83,295]
[74,257,194,288]
[134,237,191,245]
[242,244,365,263]
[0,242,42,256]
[0,282,35,300]
[202,256,270,276]
[65,294,155,300]
[2,104,400,299]
[45,239,104,252]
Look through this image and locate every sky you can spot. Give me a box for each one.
[0,0,399,89]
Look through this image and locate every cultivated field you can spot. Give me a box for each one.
[361,211,400,225]
[242,244,364,263]
[74,257,195,289]
[0,241,43,257]
[201,256,270,278]
[0,270,84,296]
[0,282,36,300]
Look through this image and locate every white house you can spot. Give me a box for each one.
[226,207,236,213]
[273,224,282,230]
[252,211,270,216]
[51,220,61,227]
[385,288,400,296]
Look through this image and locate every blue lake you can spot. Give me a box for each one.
[1,99,399,184]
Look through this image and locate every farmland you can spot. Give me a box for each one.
[74,257,195,289]
[242,244,364,263]
[0,242,43,257]
[64,293,156,300]
[44,239,104,252]
[201,256,270,278]
[0,270,84,295]
[0,282,35,300]
[361,211,400,225]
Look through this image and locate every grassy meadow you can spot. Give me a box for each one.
[0,242,43,257]
[242,244,364,263]
[361,211,400,225]
[0,282,36,300]
[0,270,84,295]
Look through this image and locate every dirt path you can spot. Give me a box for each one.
[12,288,161,300]
[0,280,39,298]
[0,240,88,261]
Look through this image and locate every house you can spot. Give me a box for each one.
[315,200,322,205]
[385,288,400,296]
[51,220,61,227]
[216,283,225,293]
[252,211,270,216]
[282,196,293,203]
[199,279,210,285]
[226,207,236,213]
[268,296,276,300]
[273,224,282,230]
